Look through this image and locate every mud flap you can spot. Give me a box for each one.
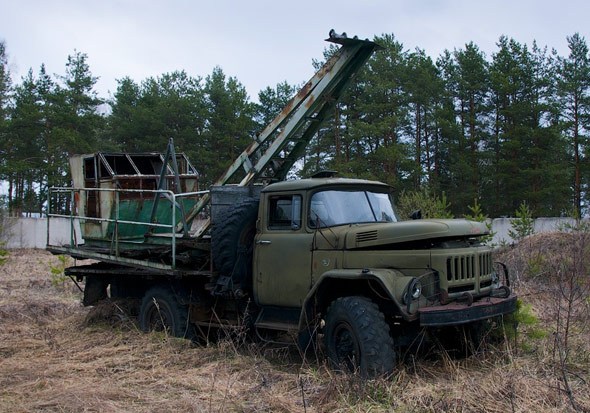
[83,275,108,306]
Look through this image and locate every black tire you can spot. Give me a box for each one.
[210,198,259,277]
[139,287,192,338]
[324,296,395,377]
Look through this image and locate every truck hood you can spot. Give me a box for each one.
[342,219,488,249]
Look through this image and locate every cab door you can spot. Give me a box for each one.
[253,194,313,307]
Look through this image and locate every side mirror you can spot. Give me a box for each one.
[410,209,422,220]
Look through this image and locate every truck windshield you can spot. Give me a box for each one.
[309,189,398,228]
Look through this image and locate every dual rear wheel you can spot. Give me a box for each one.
[138,287,193,339]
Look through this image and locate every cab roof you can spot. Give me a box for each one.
[261,177,391,193]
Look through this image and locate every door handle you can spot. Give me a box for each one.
[256,240,272,245]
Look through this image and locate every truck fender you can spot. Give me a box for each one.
[297,268,417,333]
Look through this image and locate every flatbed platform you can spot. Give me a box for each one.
[48,245,211,278]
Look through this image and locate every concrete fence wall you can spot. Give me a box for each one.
[1,216,580,250]
[490,217,577,245]
[3,217,83,249]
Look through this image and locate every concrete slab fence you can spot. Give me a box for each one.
[0,216,581,250]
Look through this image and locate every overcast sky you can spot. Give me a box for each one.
[2,0,589,102]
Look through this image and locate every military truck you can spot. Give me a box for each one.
[47,31,516,377]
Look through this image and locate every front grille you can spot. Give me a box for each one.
[446,251,493,282]
[446,255,475,281]
[479,252,492,275]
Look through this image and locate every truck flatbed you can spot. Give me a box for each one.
[48,244,211,277]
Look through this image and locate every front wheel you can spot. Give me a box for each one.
[139,287,192,339]
[324,296,395,377]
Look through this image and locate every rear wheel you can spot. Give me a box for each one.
[324,296,395,377]
[139,287,192,338]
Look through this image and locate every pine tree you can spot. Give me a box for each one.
[36,64,59,212]
[199,67,256,185]
[109,71,207,167]
[0,41,13,214]
[435,50,463,199]
[109,76,141,151]
[7,70,45,215]
[56,50,104,155]
[335,34,412,188]
[300,44,340,179]
[557,33,590,216]
[436,43,491,215]
[489,36,522,216]
[488,37,565,216]
[0,41,10,129]
[255,81,297,128]
[526,43,569,216]
[403,49,443,190]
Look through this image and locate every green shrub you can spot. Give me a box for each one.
[464,198,495,244]
[0,246,7,266]
[502,300,547,352]
[397,187,453,220]
[50,255,70,287]
[508,202,535,242]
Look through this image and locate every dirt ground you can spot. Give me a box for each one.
[0,245,589,412]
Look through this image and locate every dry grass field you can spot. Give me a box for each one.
[1,237,589,412]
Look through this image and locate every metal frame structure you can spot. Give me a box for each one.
[46,30,379,274]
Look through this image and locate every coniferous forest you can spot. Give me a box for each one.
[1,33,589,218]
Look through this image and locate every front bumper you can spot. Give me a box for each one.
[418,294,517,327]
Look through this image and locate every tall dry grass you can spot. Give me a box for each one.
[0,245,588,412]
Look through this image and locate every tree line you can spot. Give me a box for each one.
[0,33,588,218]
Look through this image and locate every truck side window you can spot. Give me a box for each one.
[268,195,302,230]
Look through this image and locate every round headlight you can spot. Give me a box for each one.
[411,280,422,299]
[492,271,500,287]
